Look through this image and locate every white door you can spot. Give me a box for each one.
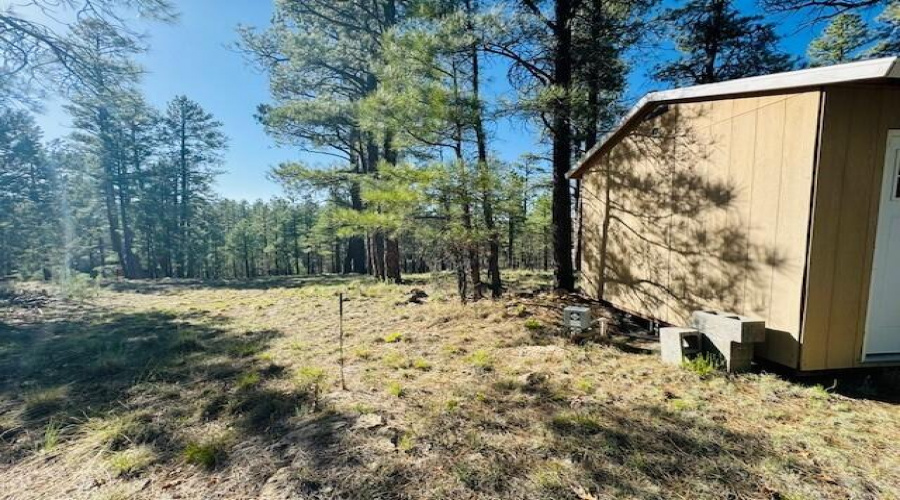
[864,130,900,361]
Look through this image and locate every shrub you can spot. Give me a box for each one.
[56,272,99,301]
[295,366,327,410]
[383,332,403,343]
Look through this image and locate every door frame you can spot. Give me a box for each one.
[862,129,900,363]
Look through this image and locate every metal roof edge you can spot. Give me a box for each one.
[568,57,900,179]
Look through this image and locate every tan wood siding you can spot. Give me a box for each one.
[801,85,900,370]
[581,91,821,368]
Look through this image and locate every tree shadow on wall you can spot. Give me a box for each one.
[581,104,794,330]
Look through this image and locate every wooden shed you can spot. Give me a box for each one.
[570,58,900,371]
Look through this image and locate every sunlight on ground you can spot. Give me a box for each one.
[0,272,898,499]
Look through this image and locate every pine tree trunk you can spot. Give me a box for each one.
[116,158,141,279]
[551,0,576,291]
[455,249,468,304]
[102,172,125,276]
[470,42,502,298]
[178,111,189,279]
[347,180,367,273]
[385,237,401,284]
[373,232,386,280]
[451,61,482,300]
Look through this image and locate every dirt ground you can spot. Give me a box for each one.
[0,272,898,500]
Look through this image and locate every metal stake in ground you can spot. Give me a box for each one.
[339,292,346,390]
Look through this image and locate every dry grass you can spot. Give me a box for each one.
[0,271,898,499]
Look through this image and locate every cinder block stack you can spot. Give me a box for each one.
[658,311,766,372]
[690,311,765,373]
[660,327,702,365]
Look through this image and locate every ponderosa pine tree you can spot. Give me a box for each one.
[361,1,506,299]
[868,2,900,57]
[479,0,650,292]
[808,13,871,66]
[0,110,57,278]
[160,96,227,278]
[654,0,794,86]
[570,0,652,281]
[64,17,148,278]
[239,0,411,281]
[477,0,580,291]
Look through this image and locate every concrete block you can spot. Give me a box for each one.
[660,327,701,365]
[702,334,755,373]
[691,310,765,344]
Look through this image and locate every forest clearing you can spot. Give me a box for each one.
[4,0,900,498]
[1,273,898,500]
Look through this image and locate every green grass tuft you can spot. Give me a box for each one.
[412,357,431,371]
[183,439,226,469]
[383,332,403,343]
[549,411,604,436]
[524,318,542,331]
[682,353,722,377]
[387,381,405,397]
[468,349,494,371]
[42,418,63,452]
[107,445,156,476]
[236,371,261,390]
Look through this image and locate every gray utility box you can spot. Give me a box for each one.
[660,327,702,365]
[690,311,766,373]
[564,306,591,333]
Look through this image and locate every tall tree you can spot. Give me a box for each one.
[160,96,227,278]
[868,2,900,57]
[0,109,56,278]
[239,0,410,280]
[479,0,580,291]
[481,0,649,291]
[654,0,794,86]
[808,12,871,65]
[64,18,146,278]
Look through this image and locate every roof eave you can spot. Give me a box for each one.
[568,57,900,180]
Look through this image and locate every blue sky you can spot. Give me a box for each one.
[31,0,843,201]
